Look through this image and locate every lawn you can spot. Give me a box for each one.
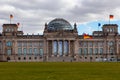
[0,62,120,80]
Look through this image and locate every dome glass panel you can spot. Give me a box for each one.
[48,18,73,30]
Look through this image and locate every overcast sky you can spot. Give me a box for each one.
[0,0,120,35]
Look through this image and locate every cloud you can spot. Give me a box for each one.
[69,0,120,22]
[0,0,120,34]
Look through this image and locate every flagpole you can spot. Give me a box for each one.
[98,25,99,36]
[10,14,13,24]
[109,15,114,24]
[10,18,11,24]
[108,15,110,24]
[98,23,101,36]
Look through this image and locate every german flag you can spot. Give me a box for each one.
[83,34,92,39]
[109,15,114,19]
[10,14,13,19]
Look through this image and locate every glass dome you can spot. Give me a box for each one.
[48,18,73,30]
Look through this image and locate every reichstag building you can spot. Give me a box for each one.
[0,18,119,62]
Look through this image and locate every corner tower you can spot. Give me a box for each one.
[2,24,23,36]
[102,24,118,36]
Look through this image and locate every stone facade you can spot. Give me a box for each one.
[0,18,120,62]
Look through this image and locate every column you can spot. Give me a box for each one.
[12,40,15,57]
[13,40,17,61]
[68,40,70,56]
[46,40,48,61]
[58,40,63,56]
[57,40,59,56]
[103,40,106,56]
[62,40,64,56]
[52,40,53,56]
[2,40,5,60]
[116,40,119,55]
[13,40,16,55]
[63,40,69,56]
[2,40,5,55]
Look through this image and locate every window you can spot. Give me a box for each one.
[34,48,38,55]
[110,28,112,32]
[83,48,87,55]
[89,48,93,55]
[7,49,11,55]
[79,42,83,47]
[18,42,22,47]
[94,42,98,47]
[109,47,114,55]
[108,41,114,46]
[9,28,11,32]
[83,42,87,47]
[23,48,27,55]
[18,48,22,55]
[98,42,103,47]
[100,48,103,55]
[11,28,14,32]
[40,48,43,56]
[34,42,39,47]
[6,28,11,32]
[88,42,93,47]
[28,48,32,55]
[107,29,109,32]
[94,48,98,55]
[28,42,32,47]
[6,41,12,46]
[23,42,27,47]
[79,48,82,55]
[39,42,43,47]
[6,28,8,32]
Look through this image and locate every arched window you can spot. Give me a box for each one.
[108,41,114,46]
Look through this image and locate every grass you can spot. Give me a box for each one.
[0,62,120,80]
